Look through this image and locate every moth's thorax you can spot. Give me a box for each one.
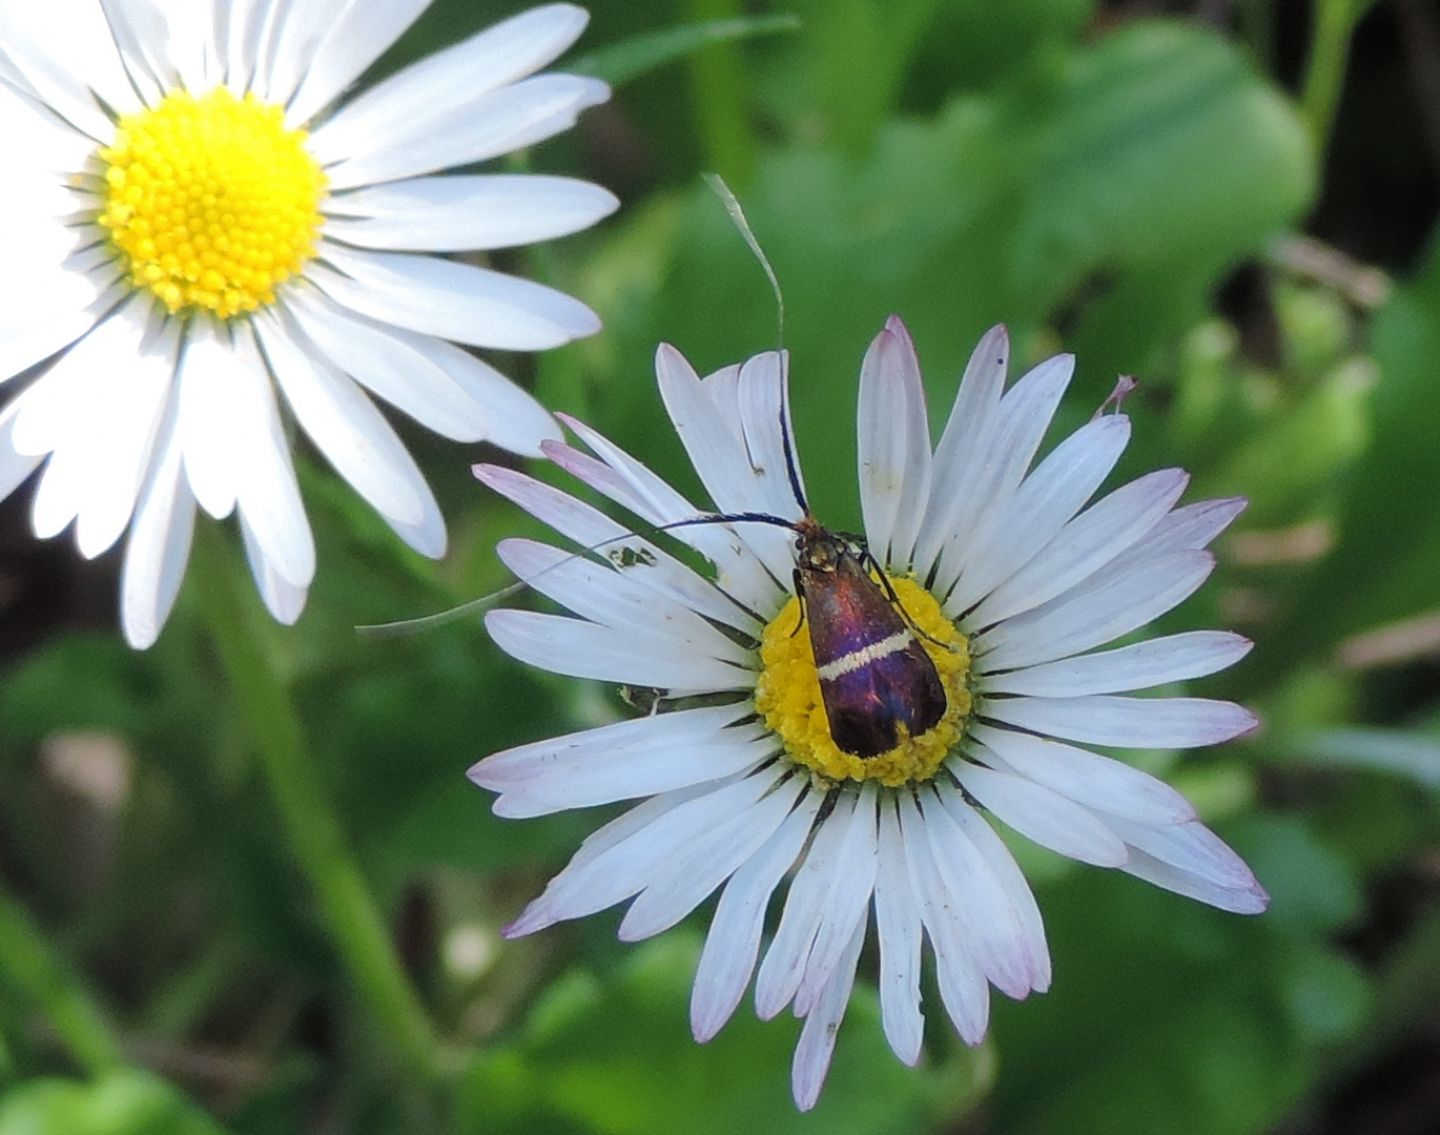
[793,518,864,575]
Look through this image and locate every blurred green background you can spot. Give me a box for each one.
[2,0,1438,1131]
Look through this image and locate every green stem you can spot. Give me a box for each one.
[189,524,440,1082]
[685,0,756,184]
[1299,0,1362,153]
[0,888,122,1073]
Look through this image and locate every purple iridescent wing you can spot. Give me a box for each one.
[802,555,946,758]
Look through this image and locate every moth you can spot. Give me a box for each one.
[788,515,946,757]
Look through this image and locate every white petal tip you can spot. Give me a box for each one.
[122,622,160,651]
[691,1014,723,1045]
[654,342,690,375]
[569,304,603,339]
[501,910,547,939]
[753,997,785,1023]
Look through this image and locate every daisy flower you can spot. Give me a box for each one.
[469,317,1267,1110]
[0,1,615,647]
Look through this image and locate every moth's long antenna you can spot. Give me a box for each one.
[356,509,801,638]
[703,173,810,516]
[704,173,784,351]
[357,587,527,637]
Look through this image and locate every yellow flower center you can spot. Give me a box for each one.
[97,88,327,318]
[755,576,972,787]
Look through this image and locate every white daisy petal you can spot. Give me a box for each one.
[755,789,862,1021]
[970,724,1195,827]
[946,413,1131,616]
[312,246,600,351]
[484,609,754,693]
[210,325,314,588]
[983,630,1253,697]
[655,343,795,583]
[483,729,772,820]
[897,793,989,1044]
[547,421,784,613]
[982,694,1259,749]
[175,319,259,520]
[73,315,181,558]
[792,910,866,1112]
[935,788,1051,992]
[1144,496,1248,553]
[23,318,143,541]
[976,549,1215,671]
[794,785,879,1017]
[0,76,97,176]
[474,704,757,786]
[506,768,784,936]
[1007,471,1186,597]
[256,310,445,556]
[1120,846,1269,914]
[507,785,717,936]
[735,351,807,522]
[282,287,490,443]
[0,0,142,136]
[236,510,309,626]
[309,4,590,163]
[281,0,432,125]
[495,538,756,666]
[0,275,121,396]
[956,757,1129,868]
[0,399,44,503]
[873,798,925,1065]
[319,72,607,190]
[1106,817,1266,897]
[692,791,821,1043]
[120,386,195,650]
[104,0,216,97]
[12,301,146,459]
[388,334,561,457]
[918,786,1038,996]
[474,464,760,636]
[620,776,802,942]
[914,324,1009,577]
[858,316,932,567]
[323,174,618,252]
[219,0,272,91]
[932,352,1074,595]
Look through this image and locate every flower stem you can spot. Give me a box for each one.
[0,887,122,1073]
[1300,0,1363,152]
[189,523,440,1081]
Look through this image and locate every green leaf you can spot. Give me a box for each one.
[456,934,986,1134]
[1277,945,1371,1044]
[1224,814,1364,936]
[1190,355,1374,525]
[590,20,1314,520]
[0,1070,229,1135]
[986,816,1361,1135]
[1281,726,1440,790]
[570,14,801,89]
[1263,234,1440,667]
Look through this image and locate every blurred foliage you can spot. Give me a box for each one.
[2,1,1439,1133]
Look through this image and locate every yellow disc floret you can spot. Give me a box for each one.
[755,576,971,787]
[97,88,326,318]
